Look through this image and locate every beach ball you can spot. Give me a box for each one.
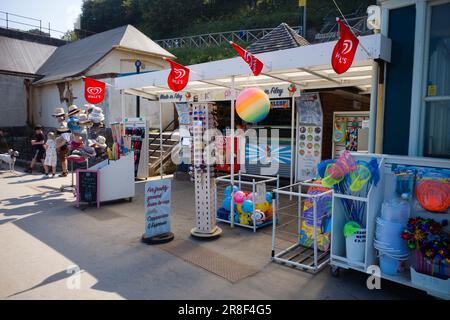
[222,196,232,211]
[236,88,270,123]
[242,200,254,214]
[251,210,266,225]
[224,186,239,197]
[233,191,246,204]
[246,193,255,200]
[266,192,273,204]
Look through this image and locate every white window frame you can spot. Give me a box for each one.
[418,0,450,156]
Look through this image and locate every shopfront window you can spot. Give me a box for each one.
[424,2,450,158]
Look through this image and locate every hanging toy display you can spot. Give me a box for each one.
[236,88,270,123]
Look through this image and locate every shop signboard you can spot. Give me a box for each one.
[297,93,323,181]
[270,99,290,109]
[159,84,300,103]
[144,179,172,238]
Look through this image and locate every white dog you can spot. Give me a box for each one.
[0,149,19,172]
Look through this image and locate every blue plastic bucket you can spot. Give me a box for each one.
[379,253,407,275]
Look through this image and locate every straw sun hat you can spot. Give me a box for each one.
[67,105,82,117]
[52,107,66,117]
[88,135,107,149]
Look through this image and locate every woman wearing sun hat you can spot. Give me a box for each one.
[52,107,67,128]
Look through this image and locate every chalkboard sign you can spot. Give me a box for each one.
[76,170,100,208]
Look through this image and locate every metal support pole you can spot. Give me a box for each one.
[369,61,379,154]
[303,3,307,38]
[238,170,242,190]
[230,76,236,228]
[271,197,277,258]
[313,196,318,269]
[290,95,295,200]
[6,12,8,29]
[135,60,141,117]
[120,90,125,120]
[159,99,164,179]
[252,179,256,233]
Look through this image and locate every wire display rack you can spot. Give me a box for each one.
[271,182,333,273]
[215,172,279,232]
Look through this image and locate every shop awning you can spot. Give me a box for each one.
[115,33,391,99]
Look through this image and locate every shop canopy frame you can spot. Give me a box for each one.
[115,33,391,226]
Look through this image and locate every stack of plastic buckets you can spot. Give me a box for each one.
[374,199,410,276]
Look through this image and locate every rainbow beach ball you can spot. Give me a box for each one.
[236,88,270,123]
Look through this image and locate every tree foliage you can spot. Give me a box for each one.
[80,0,375,39]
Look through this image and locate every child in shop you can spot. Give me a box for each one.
[26,125,46,174]
[43,132,57,178]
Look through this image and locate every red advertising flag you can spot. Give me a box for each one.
[166,58,190,92]
[331,19,359,74]
[84,78,106,105]
[230,41,264,76]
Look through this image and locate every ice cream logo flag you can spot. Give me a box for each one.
[165,58,190,92]
[331,19,359,74]
[230,41,264,76]
[84,78,106,105]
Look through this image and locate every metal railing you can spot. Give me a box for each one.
[156,26,301,49]
[0,10,94,41]
[149,119,177,159]
[314,16,371,42]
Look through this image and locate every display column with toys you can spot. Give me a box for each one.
[123,118,149,180]
[190,103,223,239]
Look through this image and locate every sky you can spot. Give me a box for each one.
[0,0,82,37]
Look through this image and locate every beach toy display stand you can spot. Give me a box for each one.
[215,172,279,233]
[271,181,333,274]
[329,154,450,299]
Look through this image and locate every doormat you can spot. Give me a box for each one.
[160,239,259,283]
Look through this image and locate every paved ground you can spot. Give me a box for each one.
[0,168,431,300]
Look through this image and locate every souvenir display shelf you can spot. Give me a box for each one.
[215,172,279,232]
[330,153,450,299]
[271,181,333,273]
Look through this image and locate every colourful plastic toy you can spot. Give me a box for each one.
[236,88,270,123]
[242,200,254,214]
[233,191,246,204]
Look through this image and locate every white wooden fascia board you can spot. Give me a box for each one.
[115,34,390,91]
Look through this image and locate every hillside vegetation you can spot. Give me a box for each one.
[79,0,374,64]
